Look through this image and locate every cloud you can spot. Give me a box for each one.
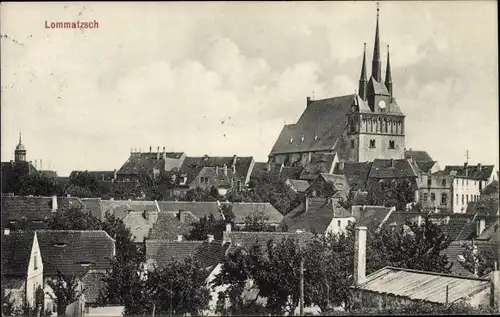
[1,2,497,175]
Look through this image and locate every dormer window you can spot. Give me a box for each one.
[54,243,68,248]
[301,136,305,142]
[289,137,294,143]
[77,261,93,267]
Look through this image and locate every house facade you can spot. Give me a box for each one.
[1,231,44,311]
[418,170,453,213]
[445,163,497,213]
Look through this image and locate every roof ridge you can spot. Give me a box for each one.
[383,266,490,281]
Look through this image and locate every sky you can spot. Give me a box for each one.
[1,1,498,176]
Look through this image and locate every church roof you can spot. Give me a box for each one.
[368,77,390,96]
[269,95,354,155]
[405,150,433,162]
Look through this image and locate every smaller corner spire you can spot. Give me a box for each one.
[358,43,368,101]
[385,44,393,97]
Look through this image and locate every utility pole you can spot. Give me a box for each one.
[300,257,304,316]
[465,150,470,164]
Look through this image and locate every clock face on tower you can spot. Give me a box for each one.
[378,100,386,109]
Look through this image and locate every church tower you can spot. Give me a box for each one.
[14,133,27,162]
[345,4,405,162]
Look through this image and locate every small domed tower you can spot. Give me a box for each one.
[14,133,27,162]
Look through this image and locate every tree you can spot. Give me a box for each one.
[46,205,102,231]
[366,178,416,210]
[243,208,275,232]
[18,173,62,196]
[228,169,303,215]
[183,186,222,202]
[187,214,221,240]
[46,271,84,316]
[98,213,145,307]
[459,240,497,277]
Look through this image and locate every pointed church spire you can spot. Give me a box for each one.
[385,45,393,97]
[371,3,382,82]
[358,43,368,101]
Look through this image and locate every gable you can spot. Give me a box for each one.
[1,231,35,276]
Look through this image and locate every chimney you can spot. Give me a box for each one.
[4,228,10,235]
[157,146,160,160]
[178,210,186,223]
[113,169,117,180]
[40,159,43,170]
[390,159,394,168]
[464,162,469,177]
[232,164,236,174]
[223,164,228,176]
[163,146,166,159]
[477,218,486,237]
[417,215,423,227]
[445,216,450,225]
[226,223,232,233]
[477,163,482,172]
[304,196,309,214]
[339,161,345,172]
[306,96,311,107]
[207,234,214,243]
[143,210,150,221]
[150,146,152,153]
[66,194,71,198]
[491,263,500,311]
[177,235,183,242]
[354,226,368,285]
[34,159,38,169]
[203,154,209,161]
[51,195,58,212]
[216,166,219,175]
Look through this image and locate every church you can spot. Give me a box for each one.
[268,6,405,167]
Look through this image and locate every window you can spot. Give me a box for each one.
[456,194,458,205]
[466,195,469,204]
[462,179,464,186]
[427,178,432,187]
[351,140,355,149]
[423,193,428,201]
[369,139,376,148]
[388,140,395,149]
[442,179,446,186]
[431,193,435,201]
[34,254,38,270]
[441,193,448,205]
[461,195,464,205]
[479,181,483,190]
[337,220,341,227]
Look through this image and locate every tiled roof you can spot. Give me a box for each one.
[282,198,352,233]
[251,162,269,177]
[414,161,437,173]
[36,230,115,277]
[368,159,419,179]
[355,266,491,304]
[117,152,186,175]
[100,200,159,220]
[145,239,230,271]
[1,195,89,229]
[287,179,310,193]
[80,198,103,220]
[278,166,304,180]
[441,240,498,277]
[481,180,499,196]
[299,153,337,181]
[478,219,499,241]
[269,95,354,155]
[320,173,349,192]
[404,150,433,162]
[1,231,35,276]
[223,231,314,251]
[191,166,234,188]
[333,162,372,190]
[351,205,394,228]
[444,164,495,180]
[384,211,421,228]
[81,270,107,304]
[466,200,499,217]
[2,277,24,289]
[69,171,115,181]
[180,156,254,185]
[157,201,283,224]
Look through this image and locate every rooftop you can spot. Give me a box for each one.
[354,266,491,304]
[444,164,495,181]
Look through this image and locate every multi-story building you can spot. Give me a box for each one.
[445,163,497,213]
[268,6,405,167]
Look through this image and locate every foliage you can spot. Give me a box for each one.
[227,169,303,215]
[213,219,453,315]
[98,213,145,307]
[243,208,275,232]
[46,205,102,231]
[459,240,497,277]
[183,186,223,202]
[366,178,416,210]
[46,271,84,316]
[18,172,62,196]
[1,287,16,317]
[148,213,194,240]
[67,171,110,198]
[186,205,235,240]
